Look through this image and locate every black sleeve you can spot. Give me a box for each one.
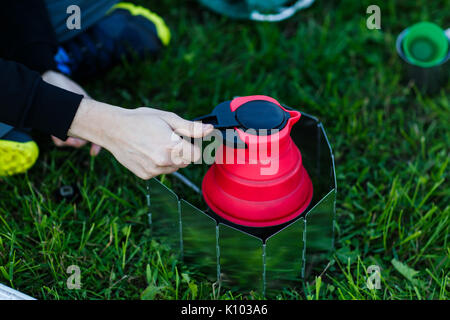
[0,0,58,73]
[0,59,83,140]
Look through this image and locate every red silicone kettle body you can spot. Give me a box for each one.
[201,95,313,227]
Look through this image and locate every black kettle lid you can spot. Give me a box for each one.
[235,100,288,131]
[195,96,291,148]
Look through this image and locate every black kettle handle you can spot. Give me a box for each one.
[193,101,240,129]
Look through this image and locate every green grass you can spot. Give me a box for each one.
[0,0,449,300]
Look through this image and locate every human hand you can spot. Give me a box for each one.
[68,99,214,179]
[42,70,101,156]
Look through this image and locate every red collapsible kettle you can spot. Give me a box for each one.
[199,95,313,227]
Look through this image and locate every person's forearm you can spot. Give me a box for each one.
[68,98,125,147]
[67,101,214,180]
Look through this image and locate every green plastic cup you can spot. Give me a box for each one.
[402,22,449,67]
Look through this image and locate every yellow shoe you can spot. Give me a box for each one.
[58,2,171,79]
[0,129,39,176]
[109,2,171,46]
